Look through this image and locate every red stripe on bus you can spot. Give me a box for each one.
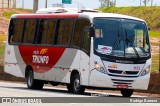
[18,45,65,73]
[16,14,79,18]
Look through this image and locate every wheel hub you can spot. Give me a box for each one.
[74,79,80,91]
[28,71,33,86]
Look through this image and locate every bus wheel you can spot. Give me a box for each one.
[26,69,44,90]
[66,84,72,93]
[70,74,85,94]
[121,89,133,97]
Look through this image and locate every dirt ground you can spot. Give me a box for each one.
[150,38,159,56]
[0,8,32,35]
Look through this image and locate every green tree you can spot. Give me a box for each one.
[99,0,109,7]
[143,0,151,6]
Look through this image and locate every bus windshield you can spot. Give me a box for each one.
[93,18,150,58]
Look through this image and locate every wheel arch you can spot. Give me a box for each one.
[70,70,80,83]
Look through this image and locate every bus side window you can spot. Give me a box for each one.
[9,19,24,44]
[47,20,56,44]
[37,20,44,44]
[9,20,14,43]
[23,19,37,44]
[37,19,56,45]
[73,19,90,48]
[82,30,90,53]
[56,19,73,46]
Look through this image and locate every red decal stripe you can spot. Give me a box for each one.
[18,46,65,73]
[16,14,79,18]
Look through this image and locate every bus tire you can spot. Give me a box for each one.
[121,89,133,97]
[66,84,72,93]
[26,69,44,90]
[70,74,85,94]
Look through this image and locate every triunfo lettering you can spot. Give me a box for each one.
[32,55,49,64]
[32,49,49,64]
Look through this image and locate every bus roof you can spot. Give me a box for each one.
[80,13,144,22]
[11,12,145,22]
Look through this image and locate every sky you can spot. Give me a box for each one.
[16,0,160,9]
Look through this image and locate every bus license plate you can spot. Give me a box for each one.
[117,84,128,89]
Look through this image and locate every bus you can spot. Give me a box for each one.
[4,10,151,97]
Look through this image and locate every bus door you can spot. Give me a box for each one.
[80,27,91,85]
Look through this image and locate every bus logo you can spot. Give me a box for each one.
[98,45,112,54]
[121,71,126,75]
[32,48,49,64]
[40,49,48,54]
[108,64,118,69]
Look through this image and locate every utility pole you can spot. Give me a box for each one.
[8,0,9,8]
[151,0,153,6]
[107,0,110,7]
[144,0,147,6]
[114,0,116,6]
[33,0,39,13]
[13,0,16,8]
[9,0,11,8]
[22,0,24,8]
[45,0,47,8]
[2,0,4,8]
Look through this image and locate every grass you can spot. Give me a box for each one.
[149,31,160,39]
[151,54,159,73]
[0,35,6,41]
[0,42,5,65]
[16,8,32,11]
[148,31,160,73]
[0,35,5,65]
[2,11,17,18]
[0,43,4,56]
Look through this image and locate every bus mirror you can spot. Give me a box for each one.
[148,27,150,31]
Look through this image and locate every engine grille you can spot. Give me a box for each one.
[108,69,139,77]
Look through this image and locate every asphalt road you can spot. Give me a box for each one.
[0,81,159,106]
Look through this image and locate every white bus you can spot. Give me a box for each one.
[4,10,151,97]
